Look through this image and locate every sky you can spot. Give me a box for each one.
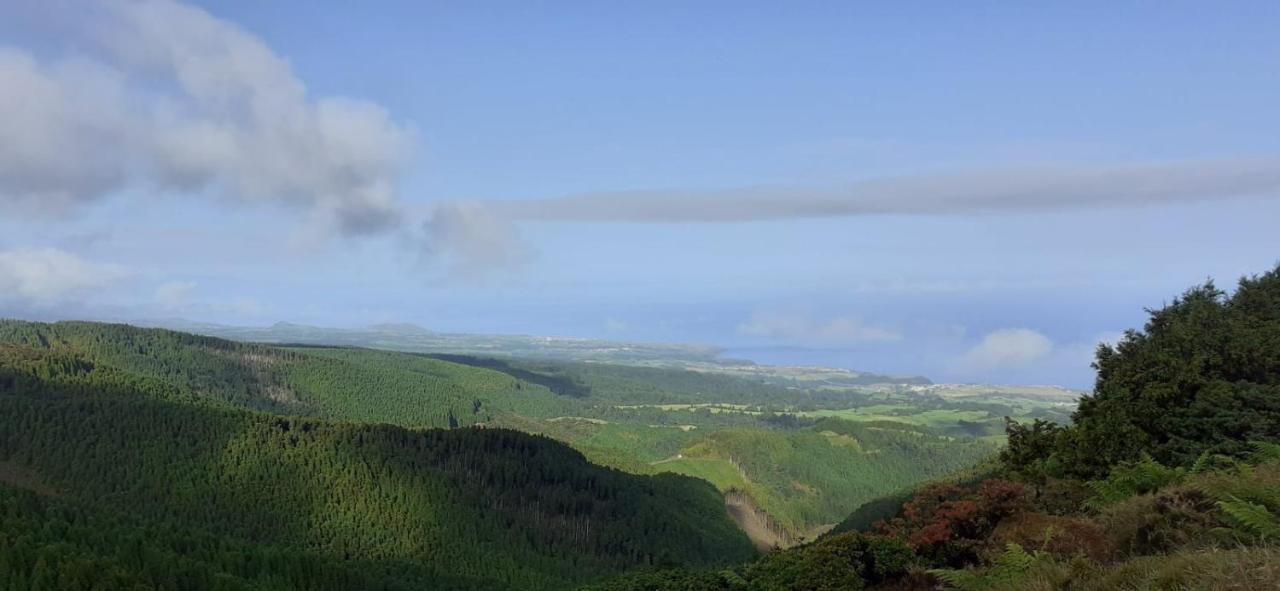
[2,0,1279,388]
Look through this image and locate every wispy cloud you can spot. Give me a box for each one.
[419,158,1280,274]
[150,280,265,318]
[0,248,130,306]
[494,159,1280,222]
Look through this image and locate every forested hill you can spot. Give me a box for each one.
[0,320,1025,547]
[0,319,586,428]
[0,323,756,589]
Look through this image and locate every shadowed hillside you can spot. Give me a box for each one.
[0,334,755,589]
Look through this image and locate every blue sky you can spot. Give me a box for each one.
[2,1,1279,387]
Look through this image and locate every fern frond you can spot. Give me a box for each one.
[1249,441,1280,462]
[929,568,983,590]
[1085,479,1131,508]
[1038,525,1058,552]
[1217,495,1280,540]
[1190,450,1212,474]
[1085,456,1186,507]
[929,544,1049,590]
[992,543,1039,571]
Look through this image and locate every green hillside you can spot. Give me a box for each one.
[0,319,1008,554]
[0,340,755,590]
[0,321,576,428]
[585,266,1280,591]
[276,347,578,426]
[494,410,1001,539]
[0,318,1018,557]
[662,420,997,537]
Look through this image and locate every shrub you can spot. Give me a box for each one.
[1192,459,1280,512]
[1100,488,1226,557]
[989,513,1113,562]
[745,532,914,591]
[930,543,1051,591]
[1003,268,1280,480]
[1058,547,1280,591]
[876,480,1030,568]
[1028,478,1092,516]
[1084,455,1188,509]
[1184,458,1280,542]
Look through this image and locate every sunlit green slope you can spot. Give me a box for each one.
[0,319,1007,547]
[0,336,755,590]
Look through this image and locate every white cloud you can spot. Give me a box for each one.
[956,328,1054,371]
[0,0,412,235]
[603,318,629,333]
[420,203,532,279]
[0,248,130,305]
[154,280,197,309]
[151,280,265,318]
[737,310,902,345]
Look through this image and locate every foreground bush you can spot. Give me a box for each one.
[1005,267,1280,479]
[581,532,913,591]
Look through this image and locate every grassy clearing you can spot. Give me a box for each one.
[652,457,749,492]
[613,403,764,415]
[799,407,991,427]
[819,430,862,451]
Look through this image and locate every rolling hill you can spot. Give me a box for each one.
[0,319,1018,565]
[0,325,756,589]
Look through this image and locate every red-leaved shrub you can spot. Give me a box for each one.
[875,479,1030,567]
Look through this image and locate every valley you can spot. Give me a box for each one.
[0,319,1042,580]
[160,320,1073,538]
[2,268,1279,590]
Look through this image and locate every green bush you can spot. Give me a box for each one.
[1003,266,1280,480]
[746,532,913,590]
[1084,455,1188,508]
